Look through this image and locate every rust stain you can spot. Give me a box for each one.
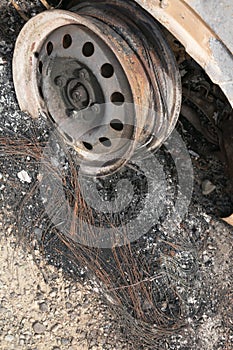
[31,41,36,53]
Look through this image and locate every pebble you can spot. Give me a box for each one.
[61,337,71,345]
[189,150,200,158]
[17,170,32,183]
[39,302,48,312]
[5,334,14,342]
[65,302,72,309]
[50,291,57,298]
[33,321,46,334]
[202,180,216,195]
[19,338,25,346]
[50,323,60,333]
[0,306,7,313]
[203,253,211,263]
[34,228,43,240]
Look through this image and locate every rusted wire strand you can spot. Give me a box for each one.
[10,0,29,21]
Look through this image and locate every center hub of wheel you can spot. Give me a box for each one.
[53,61,104,113]
[69,82,89,108]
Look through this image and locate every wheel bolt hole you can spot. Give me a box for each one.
[83,142,93,151]
[38,61,43,74]
[110,119,124,131]
[82,42,94,57]
[111,92,125,105]
[46,41,53,56]
[38,85,44,100]
[63,34,72,49]
[101,63,114,78]
[99,137,112,148]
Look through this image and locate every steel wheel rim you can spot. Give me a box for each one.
[13,2,181,176]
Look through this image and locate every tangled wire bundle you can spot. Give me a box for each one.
[0,115,200,348]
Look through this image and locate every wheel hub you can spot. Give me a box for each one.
[68,79,90,109]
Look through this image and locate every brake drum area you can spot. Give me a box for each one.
[13,0,182,176]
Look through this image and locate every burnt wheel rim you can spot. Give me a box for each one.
[13,2,181,176]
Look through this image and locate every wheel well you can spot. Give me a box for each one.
[134,0,233,107]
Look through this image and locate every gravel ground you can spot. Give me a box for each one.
[0,1,233,350]
[0,215,128,350]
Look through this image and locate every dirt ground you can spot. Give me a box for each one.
[0,214,129,350]
[0,1,232,350]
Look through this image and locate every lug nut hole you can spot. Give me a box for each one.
[82,42,95,57]
[63,34,72,49]
[101,63,114,78]
[83,142,93,150]
[38,61,43,74]
[110,119,124,131]
[38,85,44,99]
[46,41,53,56]
[111,92,125,105]
[99,137,112,148]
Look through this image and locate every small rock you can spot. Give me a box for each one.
[203,252,211,263]
[50,323,60,332]
[61,337,71,345]
[33,321,46,334]
[0,306,7,313]
[39,302,48,312]
[5,334,14,342]
[49,291,57,298]
[189,150,200,158]
[37,173,43,182]
[34,228,42,240]
[19,338,25,346]
[17,170,32,183]
[65,302,72,309]
[202,180,216,195]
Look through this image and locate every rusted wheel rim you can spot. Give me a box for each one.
[13,2,181,176]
